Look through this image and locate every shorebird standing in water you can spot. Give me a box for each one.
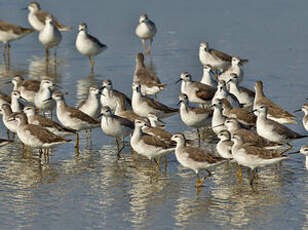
[178,93,212,147]
[253,81,297,124]
[11,75,40,104]
[231,133,287,186]
[171,133,225,188]
[8,112,71,157]
[50,91,100,151]
[99,106,134,158]
[132,83,178,118]
[38,15,62,57]
[23,106,76,137]
[100,80,131,114]
[199,41,248,74]
[253,105,307,148]
[76,23,107,72]
[0,21,34,62]
[133,53,165,97]
[135,14,157,54]
[77,85,101,118]
[131,119,175,169]
[177,72,216,106]
[25,2,71,31]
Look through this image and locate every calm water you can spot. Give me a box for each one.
[1,0,308,229]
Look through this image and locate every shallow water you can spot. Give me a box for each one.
[1,0,308,229]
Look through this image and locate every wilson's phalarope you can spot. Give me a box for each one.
[133,53,165,96]
[253,105,307,147]
[51,91,100,149]
[199,41,248,73]
[100,80,131,114]
[11,75,40,103]
[77,85,101,118]
[178,94,212,146]
[131,119,174,166]
[224,118,281,149]
[75,23,107,71]
[294,103,308,131]
[142,115,172,145]
[147,112,165,128]
[99,106,134,157]
[200,65,217,88]
[0,21,34,57]
[171,133,225,188]
[218,56,244,83]
[10,90,24,112]
[220,98,256,127]
[9,112,71,156]
[135,14,157,54]
[177,72,215,105]
[212,80,240,108]
[216,130,233,159]
[253,81,297,124]
[34,79,55,115]
[210,101,227,135]
[26,2,71,31]
[132,83,178,118]
[0,104,18,138]
[231,133,287,186]
[227,73,255,108]
[38,15,62,57]
[23,106,76,137]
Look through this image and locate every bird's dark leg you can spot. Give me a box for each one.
[197,128,201,147]
[154,158,160,170]
[6,129,10,140]
[75,132,80,149]
[249,168,256,187]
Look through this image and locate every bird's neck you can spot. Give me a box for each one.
[136,60,145,69]
[180,102,189,113]
[229,82,239,94]
[132,126,142,140]
[175,141,185,150]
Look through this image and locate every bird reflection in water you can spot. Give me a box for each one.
[28,55,64,83]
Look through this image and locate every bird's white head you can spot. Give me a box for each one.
[28,2,40,12]
[218,130,231,141]
[78,23,87,32]
[139,14,148,23]
[171,133,186,146]
[200,41,209,51]
[23,106,35,116]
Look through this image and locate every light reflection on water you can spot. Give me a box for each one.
[0,0,308,229]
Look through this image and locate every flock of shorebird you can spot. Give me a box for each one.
[1,2,308,188]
